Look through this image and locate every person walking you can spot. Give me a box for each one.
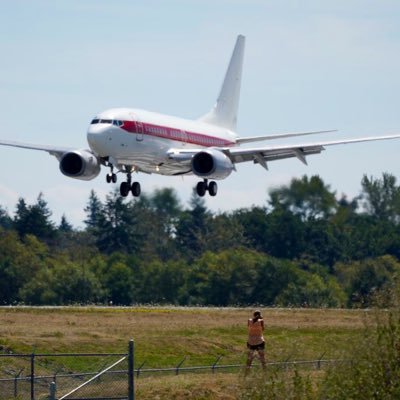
[246,310,266,373]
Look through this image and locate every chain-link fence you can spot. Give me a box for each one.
[0,341,134,400]
[1,341,341,400]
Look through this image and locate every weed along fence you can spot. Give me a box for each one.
[0,340,340,400]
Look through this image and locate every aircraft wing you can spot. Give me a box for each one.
[225,133,400,170]
[235,129,337,144]
[0,139,77,161]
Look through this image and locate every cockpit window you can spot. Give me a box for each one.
[90,119,123,126]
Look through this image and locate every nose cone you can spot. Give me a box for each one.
[87,108,130,156]
[87,123,109,156]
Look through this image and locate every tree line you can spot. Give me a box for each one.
[1,172,400,307]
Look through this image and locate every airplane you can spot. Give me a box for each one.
[1,34,400,198]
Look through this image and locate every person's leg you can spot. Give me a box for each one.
[258,349,266,370]
[246,349,255,375]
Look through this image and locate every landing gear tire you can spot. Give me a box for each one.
[196,181,207,197]
[106,173,117,184]
[120,182,130,197]
[131,181,141,197]
[196,180,218,197]
[209,181,218,196]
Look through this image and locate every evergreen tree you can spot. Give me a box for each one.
[149,188,182,260]
[13,193,55,241]
[13,197,28,234]
[150,188,181,235]
[0,206,12,230]
[84,190,103,231]
[95,190,143,254]
[175,190,211,260]
[59,214,73,233]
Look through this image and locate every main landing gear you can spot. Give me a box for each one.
[119,173,141,197]
[196,179,218,197]
[105,164,141,197]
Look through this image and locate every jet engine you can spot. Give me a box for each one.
[191,149,234,180]
[59,150,101,181]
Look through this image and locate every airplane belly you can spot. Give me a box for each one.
[97,131,191,175]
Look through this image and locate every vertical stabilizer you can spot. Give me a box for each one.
[199,35,245,131]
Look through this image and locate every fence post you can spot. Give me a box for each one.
[53,368,62,386]
[137,361,146,378]
[284,354,291,371]
[96,361,109,383]
[211,356,222,374]
[30,351,35,400]
[13,368,24,398]
[175,357,187,376]
[49,381,56,400]
[317,352,326,370]
[128,339,134,400]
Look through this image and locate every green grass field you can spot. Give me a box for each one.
[0,307,371,399]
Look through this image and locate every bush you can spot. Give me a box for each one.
[239,368,316,400]
[320,309,400,399]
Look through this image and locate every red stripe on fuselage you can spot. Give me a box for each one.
[121,120,235,147]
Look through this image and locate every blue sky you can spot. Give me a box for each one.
[1,1,400,227]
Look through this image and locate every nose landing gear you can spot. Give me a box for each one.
[106,172,117,183]
[105,163,117,183]
[196,179,218,197]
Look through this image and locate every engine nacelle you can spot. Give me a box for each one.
[191,149,234,180]
[59,150,101,181]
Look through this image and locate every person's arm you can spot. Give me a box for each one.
[261,319,265,331]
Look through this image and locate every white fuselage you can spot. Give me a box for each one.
[87,108,238,176]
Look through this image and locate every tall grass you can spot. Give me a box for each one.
[321,307,400,398]
[239,368,316,400]
[238,295,400,399]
